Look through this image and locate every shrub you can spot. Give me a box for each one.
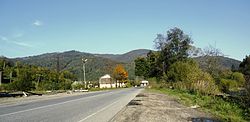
[230,72,245,87]
[166,60,219,95]
[191,72,219,95]
[166,60,200,83]
[71,82,85,90]
[147,77,166,89]
[58,79,73,90]
[219,78,238,93]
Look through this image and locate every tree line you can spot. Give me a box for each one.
[0,59,76,91]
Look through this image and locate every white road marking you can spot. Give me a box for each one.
[78,99,120,122]
[0,91,114,117]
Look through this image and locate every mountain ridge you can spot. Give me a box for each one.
[1,49,241,81]
[9,49,150,81]
[94,49,151,63]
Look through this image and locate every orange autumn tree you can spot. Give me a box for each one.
[113,64,128,88]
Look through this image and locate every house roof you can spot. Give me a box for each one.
[100,74,111,79]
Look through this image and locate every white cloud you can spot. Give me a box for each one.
[0,35,8,41]
[0,35,33,48]
[12,41,33,47]
[13,33,24,38]
[32,20,43,26]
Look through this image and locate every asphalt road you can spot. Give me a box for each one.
[0,88,142,122]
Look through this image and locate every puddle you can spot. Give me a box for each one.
[127,100,142,106]
[191,117,221,122]
[133,99,142,101]
[136,94,147,97]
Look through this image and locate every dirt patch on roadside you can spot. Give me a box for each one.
[111,91,219,122]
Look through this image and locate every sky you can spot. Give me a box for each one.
[0,0,249,60]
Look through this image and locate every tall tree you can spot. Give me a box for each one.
[154,27,193,74]
[146,51,162,78]
[134,57,149,78]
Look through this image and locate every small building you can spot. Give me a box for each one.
[140,80,149,87]
[99,74,116,88]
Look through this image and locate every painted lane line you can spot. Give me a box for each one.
[0,91,115,117]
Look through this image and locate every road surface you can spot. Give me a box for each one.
[0,88,142,122]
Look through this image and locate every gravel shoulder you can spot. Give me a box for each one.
[111,90,218,122]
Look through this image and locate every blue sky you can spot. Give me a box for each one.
[0,0,249,60]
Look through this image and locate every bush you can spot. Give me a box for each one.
[166,60,200,83]
[71,82,85,90]
[166,60,219,95]
[58,79,73,90]
[219,78,238,93]
[147,77,166,89]
[0,84,9,91]
[216,71,245,93]
[37,81,53,90]
[191,72,219,95]
[231,72,245,87]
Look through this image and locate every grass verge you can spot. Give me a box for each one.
[148,88,248,122]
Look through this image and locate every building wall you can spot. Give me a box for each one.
[100,83,116,88]
[99,83,126,88]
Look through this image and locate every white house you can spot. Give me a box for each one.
[99,74,126,88]
[99,74,115,88]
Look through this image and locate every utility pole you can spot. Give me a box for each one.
[162,61,165,75]
[82,58,87,89]
[0,71,2,85]
[57,54,60,73]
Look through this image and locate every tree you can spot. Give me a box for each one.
[239,55,250,97]
[239,55,250,76]
[154,27,193,75]
[113,64,128,88]
[188,46,203,58]
[14,67,34,91]
[203,45,223,78]
[134,57,149,78]
[146,51,162,78]
[58,70,75,90]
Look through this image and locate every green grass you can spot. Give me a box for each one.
[148,88,248,122]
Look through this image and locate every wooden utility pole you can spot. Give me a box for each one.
[0,71,2,85]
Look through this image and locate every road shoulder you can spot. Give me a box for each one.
[111,89,217,122]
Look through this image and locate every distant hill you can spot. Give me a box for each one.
[194,56,241,70]
[95,49,150,63]
[13,50,121,81]
[11,49,150,81]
